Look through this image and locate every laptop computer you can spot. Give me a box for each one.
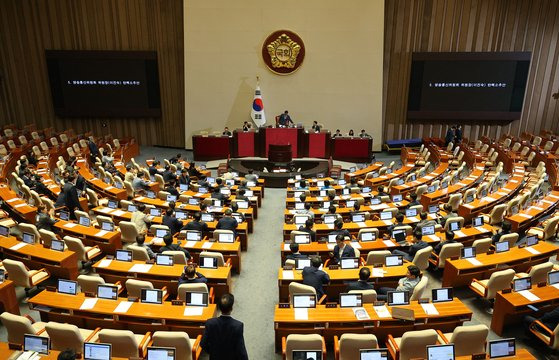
[405,208,417,217]
[392,194,403,202]
[421,225,435,236]
[150,208,162,217]
[24,334,49,355]
[101,221,114,232]
[380,212,393,220]
[185,230,202,241]
[472,216,484,227]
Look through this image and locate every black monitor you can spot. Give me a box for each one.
[146,347,175,360]
[79,216,91,227]
[548,270,559,285]
[360,231,376,242]
[428,204,439,214]
[218,232,235,243]
[58,279,78,295]
[472,216,484,227]
[186,291,209,307]
[127,204,137,212]
[370,198,381,205]
[339,293,363,308]
[84,342,111,360]
[328,234,338,243]
[441,180,449,189]
[324,214,338,224]
[185,230,202,241]
[432,287,453,303]
[427,344,455,360]
[449,221,461,231]
[0,269,5,282]
[294,234,311,244]
[59,210,70,221]
[351,213,366,223]
[392,194,403,202]
[513,277,531,292]
[155,228,170,238]
[380,211,393,220]
[495,241,510,253]
[146,190,156,199]
[362,187,371,194]
[292,294,317,308]
[199,256,218,269]
[201,213,214,222]
[22,232,35,244]
[465,194,474,203]
[387,290,410,306]
[461,246,476,259]
[421,225,435,236]
[385,255,403,267]
[97,284,118,300]
[392,230,406,243]
[525,235,539,247]
[150,208,162,217]
[156,254,174,266]
[405,208,418,217]
[488,338,515,358]
[295,258,311,270]
[293,350,322,360]
[24,334,50,355]
[360,349,389,360]
[0,225,9,237]
[101,221,114,232]
[141,288,163,304]
[340,257,360,269]
[115,249,132,262]
[107,199,118,209]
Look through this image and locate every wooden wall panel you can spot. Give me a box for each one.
[384,0,559,142]
[0,0,184,147]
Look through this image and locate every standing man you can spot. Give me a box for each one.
[63,174,82,219]
[278,110,293,127]
[445,126,456,146]
[201,293,249,360]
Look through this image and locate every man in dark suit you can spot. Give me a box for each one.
[329,219,351,239]
[162,165,176,183]
[63,174,82,219]
[182,212,209,235]
[178,169,190,186]
[160,234,191,259]
[407,192,421,207]
[347,267,374,291]
[201,293,248,360]
[278,110,293,127]
[216,209,238,235]
[148,160,160,176]
[87,138,100,162]
[298,219,316,242]
[330,234,356,265]
[211,186,227,201]
[433,230,456,256]
[285,243,307,263]
[178,265,207,285]
[392,230,429,262]
[162,208,183,235]
[524,306,559,334]
[445,126,455,146]
[302,256,330,299]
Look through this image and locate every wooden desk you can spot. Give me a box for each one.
[273,299,472,352]
[420,166,485,208]
[277,265,409,302]
[54,220,121,254]
[365,163,416,187]
[0,235,78,280]
[506,191,559,231]
[285,193,372,209]
[92,257,232,298]
[442,242,559,288]
[0,280,20,315]
[344,162,384,182]
[390,162,449,196]
[458,165,525,222]
[460,349,535,359]
[0,342,129,359]
[283,202,411,223]
[76,159,127,200]
[491,284,559,336]
[28,291,216,336]
[0,185,36,223]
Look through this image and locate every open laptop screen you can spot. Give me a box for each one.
[84,342,111,360]
[147,347,175,360]
[360,349,389,360]
[24,334,49,355]
[432,287,453,303]
[387,291,410,306]
[427,344,455,360]
[58,279,78,295]
[488,338,515,358]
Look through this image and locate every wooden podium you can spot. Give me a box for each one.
[268,144,292,164]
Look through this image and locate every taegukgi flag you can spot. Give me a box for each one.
[251,83,266,127]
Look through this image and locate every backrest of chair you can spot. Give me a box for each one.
[152,331,193,360]
[498,233,518,248]
[410,275,429,301]
[128,244,150,262]
[366,250,391,265]
[489,204,507,224]
[288,282,316,301]
[348,289,377,303]
[472,238,492,254]
[126,279,154,298]
[339,333,378,360]
[438,243,464,268]
[448,193,462,210]
[18,223,40,243]
[486,269,516,299]
[511,142,521,152]
[527,262,554,284]
[415,185,428,197]
[162,250,187,265]
[77,274,105,294]
[3,259,30,288]
[177,283,209,301]
[543,216,559,239]
[199,251,225,266]
[0,312,37,344]
[45,321,84,352]
[38,229,57,247]
[151,224,170,234]
[119,221,140,244]
[449,325,489,356]
[443,217,464,231]
[63,236,86,261]
[97,329,139,358]
[399,329,438,360]
[285,334,324,360]
[412,246,433,271]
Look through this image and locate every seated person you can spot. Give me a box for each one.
[178,264,208,285]
[348,129,355,137]
[216,209,238,236]
[332,129,343,138]
[236,188,249,201]
[162,208,183,235]
[415,212,436,231]
[295,179,307,189]
[295,202,315,220]
[242,121,251,131]
[165,179,180,197]
[329,219,351,239]
[359,129,371,138]
[407,192,421,207]
[278,110,294,127]
[162,165,176,183]
[148,160,160,176]
[36,204,57,232]
[245,169,259,183]
[345,178,358,189]
[321,205,341,223]
[181,211,209,234]
[524,306,559,334]
[178,169,190,185]
[160,234,191,260]
[377,265,421,301]
[187,162,202,179]
[298,219,316,242]
[302,256,330,299]
[392,230,429,262]
[439,204,457,227]
[386,212,405,234]
[132,172,150,192]
[346,267,374,291]
[197,175,209,188]
[135,234,155,259]
[311,120,320,131]
[376,186,389,199]
[169,153,183,166]
[211,186,227,201]
[286,243,307,262]
[432,230,456,256]
[131,203,151,234]
[492,221,512,244]
[321,180,331,189]
[222,127,232,136]
[329,234,356,265]
[214,177,225,189]
[230,203,246,223]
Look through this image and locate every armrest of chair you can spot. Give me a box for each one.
[470,278,488,297]
[436,330,450,344]
[84,328,101,342]
[282,336,287,360]
[114,281,124,295]
[225,258,232,267]
[323,259,331,267]
[530,320,555,345]
[318,294,327,305]
[333,336,340,360]
[28,268,50,287]
[161,286,169,301]
[192,334,202,360]
[209,287,215,304]
[386,334,399,359]
[321,337,326,359]
[139,332,152,358]
[85,245,102,260]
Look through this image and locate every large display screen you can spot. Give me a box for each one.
[407,52,531,121]
[46,50,161,117]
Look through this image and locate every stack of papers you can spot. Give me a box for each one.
[282,271,294,280]
[64,223,77,228]
[97,259,112,268]
[294,308,308,320]
[518,290,540,302]
[353,307,370,320]
[383,240,395,247]
[466,258,482,266]
[201,242,213,249]
[373,305,391,318]
[80,298,98,310]
[184,307,204,316]
[372,268,385,277]
[525,247,541,255]
[185,241,197,248]
[129,264,153,273]
[113,301,133,313]
[454,230,466,237]
[421,303,439,315]
[10,242,27,251]
[94,230,108,237]
[112,210,125,216]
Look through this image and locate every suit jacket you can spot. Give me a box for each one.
[160,243,191,259]
[148,166,158,176]
[406,240,429,261]
[433,239,456,255]
[539,307,559,331]
[285,253,308,262]
[182,220,208,234]
[217,217,238,233]
[178,175,190,185]
[178,272,207,285]
[162,215,183,235]
[302,266,330,298]
[332,244,356,264]
[297,226,316,242]
[347,280,374,291]
[201,315,248,360]
[63,183,82,211]
[36,213,56,232]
